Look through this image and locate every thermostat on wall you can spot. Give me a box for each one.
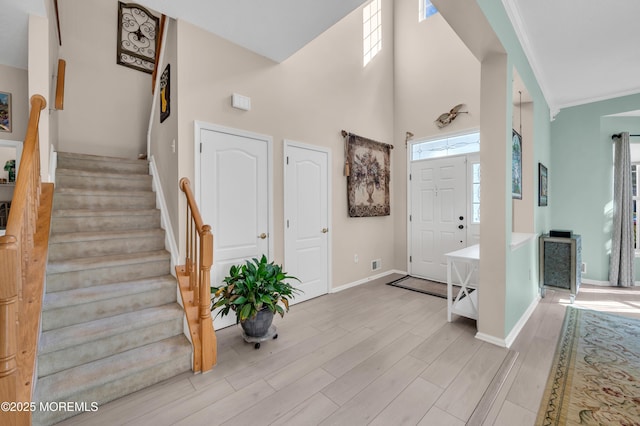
[232,93,251,111]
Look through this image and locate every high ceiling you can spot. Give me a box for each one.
[1,0,639,117]
[503,0,640,116]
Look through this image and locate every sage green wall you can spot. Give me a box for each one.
[476,0,552,336]
[552,97,640,282]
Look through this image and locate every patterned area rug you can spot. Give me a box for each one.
[386,275,461,300]
[536,306,640,425]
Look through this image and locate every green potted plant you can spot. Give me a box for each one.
[211,255,301,339]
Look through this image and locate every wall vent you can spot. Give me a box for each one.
[371,259,381,271]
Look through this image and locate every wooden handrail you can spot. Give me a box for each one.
[176,178,216,373]
[55,59,66,110]
[0,94,51,426]
[151,14,167,94]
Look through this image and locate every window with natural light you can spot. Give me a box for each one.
[419,0,438,22]
[472,162,481,223]
[411,132,480,161]
[363,0,382,66]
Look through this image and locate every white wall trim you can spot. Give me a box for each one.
[500,0,554,115]
[581,278,616,286]
[331,269,407,293]
[48,145,57,184]
[475,332,507,348]
[504,294,540,348]
[149,155,179,273]
[283,139,332,297]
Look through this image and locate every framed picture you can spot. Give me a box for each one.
[346,134,391,217]
[0,92,11,133]
[512,129,522,199]
[159,64,170,123]
[539,162,548,206]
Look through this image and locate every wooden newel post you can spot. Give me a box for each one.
[199,226,216,371]
[0,236,20,425]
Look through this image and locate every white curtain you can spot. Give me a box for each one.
[610,132,635,286]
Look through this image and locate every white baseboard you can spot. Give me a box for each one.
[504,295,540,348]
[149,156,179,273]
[48,146,57,184]
[331,269,407,293]
[581,278,640,286]
[475,332,507,348]
[581,278,615,286]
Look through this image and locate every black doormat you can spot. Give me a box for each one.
[387,275,461,300]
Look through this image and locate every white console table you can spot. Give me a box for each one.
[445,244,480,322]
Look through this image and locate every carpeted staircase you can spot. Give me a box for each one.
[33,152,191,425]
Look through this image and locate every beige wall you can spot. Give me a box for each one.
[57,0,153,158]
[478,52,510,339]
[28,14,51,181]
[46,0,60,157]
[175,0,395,287]
[393,3,481,268]
[151,19,180,236]
[0,65,29,142]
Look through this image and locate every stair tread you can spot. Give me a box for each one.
[57,151,147,165]
[56,168,152,180]
[34,335,191,400]
[39,304,184,354]
[52,208,159,217]
[47,250,170,274]
[42,275,176,311]
[55,187,155,197]
[50,228,165,243]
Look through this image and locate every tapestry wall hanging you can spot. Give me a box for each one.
[117,2,159,73]
[344,132,391,217]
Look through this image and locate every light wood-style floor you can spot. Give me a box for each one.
[59,275,640,426]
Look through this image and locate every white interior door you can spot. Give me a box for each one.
[410,155,467,282]
[284,142,329,303]
[199,127,270,329]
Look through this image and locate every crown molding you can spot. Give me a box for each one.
[555,86,640,112]
[501,0,558,118]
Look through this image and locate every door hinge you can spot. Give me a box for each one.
[287,219,289,228]
[409,214,412,222]
[409,256,412,262]
[286,156,289,165]
[409,173,412,181]
[200,143,202,153]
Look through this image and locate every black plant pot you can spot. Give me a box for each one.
[241,307,275,337]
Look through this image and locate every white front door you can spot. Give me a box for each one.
[199,126,270,329]
[284,142,330,303]
[410,155,467,282]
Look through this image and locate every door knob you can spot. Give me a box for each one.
[459,216,464,220]
[458,225,464,229]
[321,228,328,233]
[258,233,267,239]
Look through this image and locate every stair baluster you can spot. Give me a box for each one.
[177,178,216,373]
